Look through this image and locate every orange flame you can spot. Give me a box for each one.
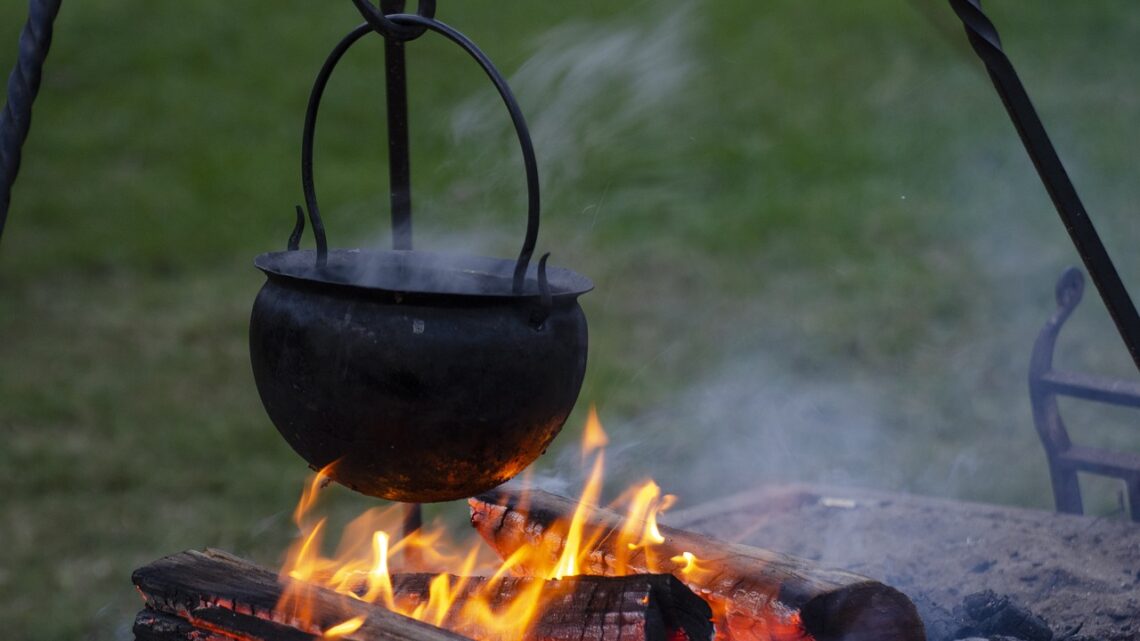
[552,410,607,579]
[274,408,746,640]
[581,404,608,456]
[323,616,365,639]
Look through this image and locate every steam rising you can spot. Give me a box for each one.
[451,6,695,194]
[326,2,697,298]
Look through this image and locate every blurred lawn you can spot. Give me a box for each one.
[2,1,1140,639]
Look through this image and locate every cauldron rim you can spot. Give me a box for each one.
[254,248,593,301]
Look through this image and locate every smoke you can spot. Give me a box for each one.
[322,3,699,293]
[351,2,1138,518]
[512,38,1139,521]
[449,5,696,198]
[576,355,904,509]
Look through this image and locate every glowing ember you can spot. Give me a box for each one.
[276,406,707,640]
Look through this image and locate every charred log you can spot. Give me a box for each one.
[384,573,712,641]
[132,549,713,641]
[134,609,319,641]
[469,488,926,641]
[132,548,472,641]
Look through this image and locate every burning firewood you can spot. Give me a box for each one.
[133,549,471,641]
[384,573,713,641]
[132,549,714,641]
[134,609,320,641]
[469,488,927,641]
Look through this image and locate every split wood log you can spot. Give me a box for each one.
[132,548,472,641]
[132,549,714,641]
[469,489,927,641]
[384,573,712,641]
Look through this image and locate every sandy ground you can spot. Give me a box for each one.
[667,484,1139,641]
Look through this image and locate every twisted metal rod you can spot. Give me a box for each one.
[948,0,1140,373]
[0,0,62,246]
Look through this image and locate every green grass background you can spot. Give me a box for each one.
[2,1,1139,639]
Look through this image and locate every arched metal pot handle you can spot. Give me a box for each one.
[299,11,541,295]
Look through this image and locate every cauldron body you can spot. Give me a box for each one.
[250,249,591,502]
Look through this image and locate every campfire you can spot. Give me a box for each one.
[100,3,1140,641]
[129,3,919,640]
[131,410,924,641]
[4,0,1140,639]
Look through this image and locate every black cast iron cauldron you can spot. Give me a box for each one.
[250,13,592,502]
[250,250,592,502]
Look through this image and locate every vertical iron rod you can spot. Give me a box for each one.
[949,0,1140,373]
[401,502,423,567]
[381,0,413,250]
[381,1,418,552]
[402,501,423,536]
[0,0,62,246]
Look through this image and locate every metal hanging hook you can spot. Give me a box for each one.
[530,253,554,328]
[351,0,436,42]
